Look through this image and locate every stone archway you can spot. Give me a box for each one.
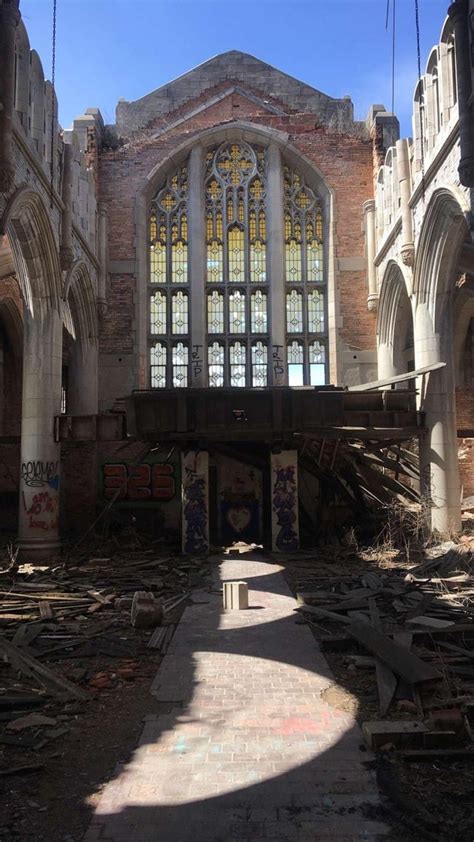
[63,260,99,416]
[412,187,470,534]
[0,187,63,556]
[377,260,414,381]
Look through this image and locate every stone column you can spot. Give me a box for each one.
[267,144,287,386]
[0,0,21,193]
[396,139,415,266]
[97,203,108,316]
[18,307,63,557]
[67,339,99,416]
[188,145,206,386]
[414,303,461,534]
[270,449,299,551]
[448,0,474,187]
[60,143,74,270]
[377,342,397,381]
[182,450,209,555]
[363,200,378,311]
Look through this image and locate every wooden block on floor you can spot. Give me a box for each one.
[223,581,249,610]
[363,720,429,750]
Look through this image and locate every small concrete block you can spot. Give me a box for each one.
[363,720,428,750]
[429,708,465,734]
[223,581,249,610]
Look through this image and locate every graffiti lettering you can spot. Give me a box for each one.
[183,467,207,554]
[21,460,60,489]
[272,345,284,379]
[192,344,203,378]
[103,463,175,502]
[272,464,298,552]
[22,489,59,533]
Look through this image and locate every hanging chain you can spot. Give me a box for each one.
[414,0,426,200]
[49,0,57,209]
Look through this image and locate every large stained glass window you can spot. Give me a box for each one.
[148,147,327,389]
[206,142,268,386]
[149,164,189,386]
[284,164,327,384]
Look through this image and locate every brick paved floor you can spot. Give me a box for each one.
[85,554,391,841]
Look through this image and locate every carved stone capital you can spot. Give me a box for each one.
[0,159,15,194]
[367,293,378,313]
[459,156,474,188]
[60,246,75,272]
[401,243,415,267]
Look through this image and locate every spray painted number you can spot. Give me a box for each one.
[103,463,175,501]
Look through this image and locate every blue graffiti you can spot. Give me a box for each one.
[184,469,208,555]
[272,465,298,552]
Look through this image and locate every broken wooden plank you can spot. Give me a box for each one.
[38,601,54,620]
[348,621,441,684]
[0,637,90,701]
[369,597,397,716]
[297,605,351,624]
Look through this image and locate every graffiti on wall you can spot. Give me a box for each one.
[182,451,209,555]
[20,458,60,534]
[102,463,175,502]
[271,457,299,552]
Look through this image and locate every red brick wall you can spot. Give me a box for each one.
[456,387,474,497]
[60,442,98,535]
[98,92,375,371]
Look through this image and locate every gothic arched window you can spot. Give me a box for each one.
[205,142,268,386]
[284,165,327,385]
[148,144,327,388]
[149,164,189,386]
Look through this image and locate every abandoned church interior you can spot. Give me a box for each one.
[0,0,473,558]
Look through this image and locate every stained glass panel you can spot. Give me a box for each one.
[208,342,224,388]
[287,340,304,386]
[307,290,324,333]
[229,341,246,387]
[229,290,246,334]
[286,290,303,333]
[307,240,323,282]
[286,239,302,282]
[171,291,188,335]
[150,243,166,283]
[172,240,188,284]
[207,290,224,334]
[150,291,166,334]
[207,240,223,283]
[309,340,326,385]
[251,290,267,333]
[150,343,167,388]
[228,227,245,283]
[250,241,266,283]
[251,341,268,386]
[172,342,188,387]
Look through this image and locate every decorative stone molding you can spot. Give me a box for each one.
[401,243,415,267]
[367,293,379,312]
[0,161,15,194]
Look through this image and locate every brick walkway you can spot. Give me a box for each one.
[85,554,390,841]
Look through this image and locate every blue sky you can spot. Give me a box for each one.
[20,0,450,137]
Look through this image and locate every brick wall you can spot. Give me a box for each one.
[456,387,474,497]
[98,89,375,396]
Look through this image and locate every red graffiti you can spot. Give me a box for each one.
[26,491,59,516]
[23,490,59,532]
[103,463,175,501]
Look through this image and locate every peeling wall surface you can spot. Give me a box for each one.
[0,0,473,554]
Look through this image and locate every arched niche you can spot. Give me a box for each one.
[377,260,414,381]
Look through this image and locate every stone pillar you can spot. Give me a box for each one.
[448,0,474,187]
[377,342,397,381]
[97,203,108,317]
[60,143,74,270]
[270,449,299,552]
[0,0,21,193]
[188,146,206,386]
[396,139,415,266]
[267,144,287,386]
[415,303,461,534]
[182,450,209,555]
[363,200,378,311]
[67,339,99,416]
[18,307,62,557]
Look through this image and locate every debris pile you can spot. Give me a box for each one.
[295,539,474,756]
[0,547,210,772]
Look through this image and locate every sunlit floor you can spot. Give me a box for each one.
[85,555,389,841]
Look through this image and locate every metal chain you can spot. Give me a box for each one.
[49,0,57,209]
[414,0,426,200]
